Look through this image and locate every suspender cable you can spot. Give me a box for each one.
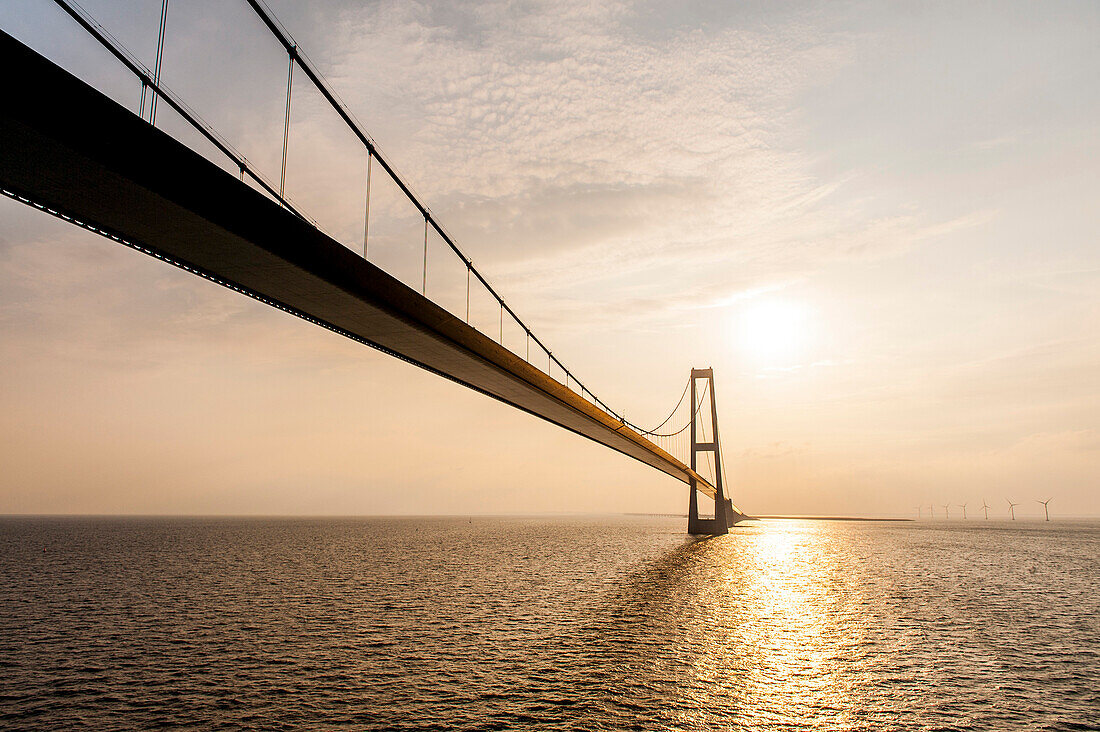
[50,0,313,225]
[363,152,371,256]
[65,0,688,435]
[149,0,169,124]
[646,381,708,439]
[699,404,715,483]
[632,377,690,436]
[279,48,294,201]
[242,0,627,421]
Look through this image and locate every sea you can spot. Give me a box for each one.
[1,516,1097,731]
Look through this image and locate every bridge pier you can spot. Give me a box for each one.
[687,478,728,535]
[687,368,737,535]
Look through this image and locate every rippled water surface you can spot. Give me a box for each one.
[1,516,1098,730]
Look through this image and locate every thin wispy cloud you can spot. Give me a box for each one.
[1,0,1097,516]
[316,0,954,296]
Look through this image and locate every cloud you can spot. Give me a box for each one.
[241,0,988,343]
[65,0,988,344]
[972,134,1018,151]
[6,0,1098,516]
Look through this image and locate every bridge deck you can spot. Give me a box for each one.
[0,30,732,500]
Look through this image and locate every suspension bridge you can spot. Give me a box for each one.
[0,1,748,534]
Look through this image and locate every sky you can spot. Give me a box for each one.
[1,0,1098,518]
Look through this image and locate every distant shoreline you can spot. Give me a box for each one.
[625,513,914,522]
[753,515,914,522]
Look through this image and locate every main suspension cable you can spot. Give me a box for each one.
[629,377,690,436]
[640,380,709,439]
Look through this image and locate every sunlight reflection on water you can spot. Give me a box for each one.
[1,516,1098,730]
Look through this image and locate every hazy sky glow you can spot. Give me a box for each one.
[1,0,1098,517]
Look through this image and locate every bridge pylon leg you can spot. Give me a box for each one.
[687,367,730,536]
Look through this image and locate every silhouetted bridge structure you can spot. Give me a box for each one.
[0,2,747,534]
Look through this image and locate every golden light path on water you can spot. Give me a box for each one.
[591,517,1097,730]
[2,516,1098,729]
[666,522,867,729]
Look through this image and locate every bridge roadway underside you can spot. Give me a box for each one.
[0,30,746,509]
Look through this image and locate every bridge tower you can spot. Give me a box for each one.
[687,368,738,535]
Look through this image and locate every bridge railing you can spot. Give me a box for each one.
[47,0,671,431]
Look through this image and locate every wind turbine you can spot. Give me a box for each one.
[1037,498,1052,522]
[942,503,951,520]
[958,502,968,520]
[981,500,990,520]
[1007,498,1019,520]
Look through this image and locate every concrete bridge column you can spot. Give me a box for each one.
[687,367,730,536]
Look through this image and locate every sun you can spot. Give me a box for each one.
[737,299,809,364]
